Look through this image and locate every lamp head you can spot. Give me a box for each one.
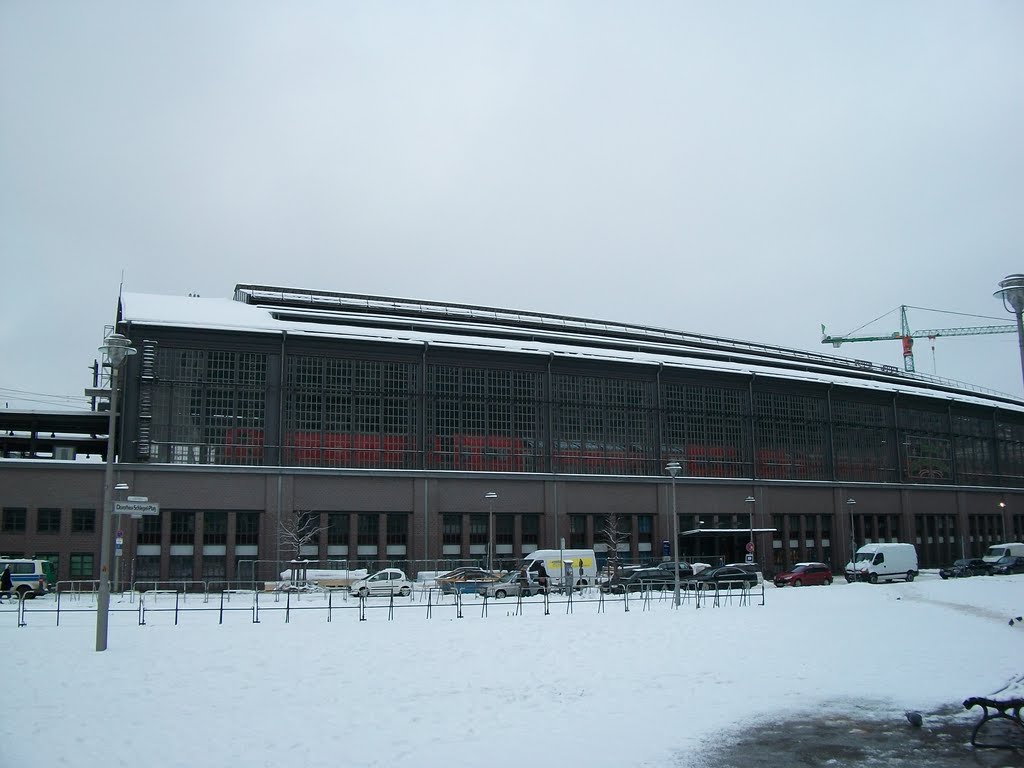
[99,333,137,368]
[666,460,681,478]
[994,274,1024,313]
[484,491,497,500]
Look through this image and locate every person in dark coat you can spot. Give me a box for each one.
[0,564,12,602]
[535,560,548,592]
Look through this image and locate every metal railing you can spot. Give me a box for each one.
[7,577,764,628]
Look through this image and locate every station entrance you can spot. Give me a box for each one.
[678,528,777,567]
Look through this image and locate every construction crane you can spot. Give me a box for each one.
[821,305,1015,373]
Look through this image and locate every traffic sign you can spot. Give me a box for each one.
[114,501,159,516]
[745,541,755,554]
[745,553,754,564]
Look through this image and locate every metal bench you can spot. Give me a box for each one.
[962,697,1024,749]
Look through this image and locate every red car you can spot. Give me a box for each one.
[773,562,833,587]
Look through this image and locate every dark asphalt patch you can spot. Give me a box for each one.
[682,704,1023,768]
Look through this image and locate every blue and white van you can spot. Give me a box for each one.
[0,558,50,599]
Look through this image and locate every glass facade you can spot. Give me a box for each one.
[133,341,1024,488]
[145,346,267,465]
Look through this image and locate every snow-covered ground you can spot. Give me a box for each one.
[2,574,1022,767]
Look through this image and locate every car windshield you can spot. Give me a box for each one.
[854,553,874,563]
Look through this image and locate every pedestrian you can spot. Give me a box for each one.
[0,564,12,602]
[535,560,548,592]
[518,565,530,594]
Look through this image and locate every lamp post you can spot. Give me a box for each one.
[846,497,857,574]
[745,495,756,563]
[95,333,137,652]
[994,274,1024,393]
[112,481,129,593]
[666,461,681,607]
[484,491,497,572]
[998,501,1007,543]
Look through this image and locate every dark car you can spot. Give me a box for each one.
[773,562,833,587]
[684,565,760,590]
[938,558,991,579]
[990,555,1024,575]
[601,562,694,594]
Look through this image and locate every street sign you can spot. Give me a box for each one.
[745,553,754,564]
[746,541,755,554]
[662,540,670,557]
[114,501,159,516]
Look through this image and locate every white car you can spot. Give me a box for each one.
[348,568,413,598]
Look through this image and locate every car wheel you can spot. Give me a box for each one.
[400,586,411,597]
[495,589,507,599]
[824,577,833,586]
[868,573,878,584]
[792,579,802,587]
[940,572,949,580]
[906,571,915,582]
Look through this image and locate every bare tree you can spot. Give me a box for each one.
[602,512,626,575]
[278,510,327,565]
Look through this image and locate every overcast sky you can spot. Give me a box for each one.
[2,2,1022,410]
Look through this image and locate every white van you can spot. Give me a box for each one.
[521,549,598,591]
[982,542,1024,563]
[0,558,50,599]
[844,543,918,584]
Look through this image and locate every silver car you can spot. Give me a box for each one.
[478,571,545,599]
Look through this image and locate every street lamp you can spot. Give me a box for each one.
[112,482,129,594]
[95,333,137,652]
[666,461,681,607]
[484,491,497,572]
[745,496,756,563]
[994,274,1024,393]
[846,497,857,573]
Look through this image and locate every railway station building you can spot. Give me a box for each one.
[2,283,1023,588]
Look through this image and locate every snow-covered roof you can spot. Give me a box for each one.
[118,285,1024,413]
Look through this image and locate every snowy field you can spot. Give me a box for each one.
[2,574,1022,768]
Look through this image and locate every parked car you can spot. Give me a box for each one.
[989,555,1024,575]
[601,562,694,593]
[684,565,759,590]
[938,558,991,579]
[348,568,413,598]
[724,563,765,584]
[436,567,499,595]
[773,562,833,587]
[479,570,545,599]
